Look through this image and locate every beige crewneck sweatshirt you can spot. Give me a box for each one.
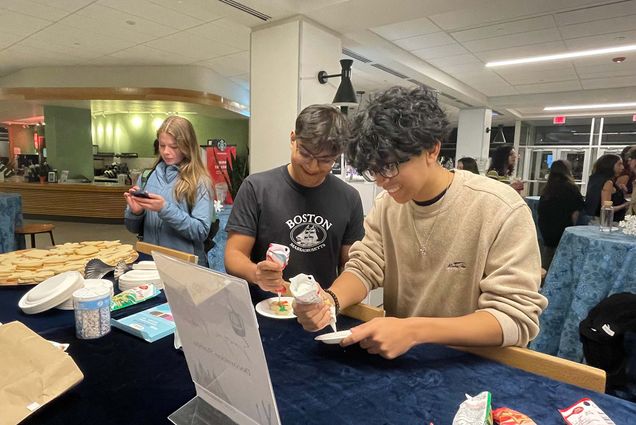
[345,170,548,347]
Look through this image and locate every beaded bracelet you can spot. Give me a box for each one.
[323,288,340,316]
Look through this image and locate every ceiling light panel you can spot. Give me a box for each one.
[486,44,636,67]
[544,102,636,111]
[475,41,567,63]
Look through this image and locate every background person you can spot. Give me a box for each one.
[537,160,584,269]
[487,145,524,193]
[294,87,546,359]
[124,116,214,266]
[584,154,629,224]
[457,157,480,174]
[616,145,636,195]
[224,105,364,296]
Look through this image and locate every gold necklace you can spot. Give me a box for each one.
[410,172,453,256]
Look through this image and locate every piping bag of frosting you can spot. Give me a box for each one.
[289,273,337,332]
[266,243,290,303]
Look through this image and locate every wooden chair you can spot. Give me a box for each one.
[455,346,606,393]
[341,303,385,322]
[135,241,197,264]
[15,223,55,248]
[346,303,606,393]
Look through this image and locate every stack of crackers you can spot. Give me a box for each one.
[0,241,138,285]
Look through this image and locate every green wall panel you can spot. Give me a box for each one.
[44,105,94,180]
[91,114,248,157]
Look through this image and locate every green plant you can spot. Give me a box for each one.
[212,148,249,201]
[38,162,51,177]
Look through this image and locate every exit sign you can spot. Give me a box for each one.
[633,114,636,122]
[553,116,566,125]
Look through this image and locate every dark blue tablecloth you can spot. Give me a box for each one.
[0,192,24,253]
[531,226,636,362]
[2,283,636,424]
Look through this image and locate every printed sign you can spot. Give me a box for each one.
[153,252,281,425]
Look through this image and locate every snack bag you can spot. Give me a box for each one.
[492,407,536,424]
[559,398,615,425]
[266,243,290,269]
[111,284,156,311]
[452,391,493,425]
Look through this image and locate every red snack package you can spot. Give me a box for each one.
[492,407,536,424]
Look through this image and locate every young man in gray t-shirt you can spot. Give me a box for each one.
[225,105,364,295]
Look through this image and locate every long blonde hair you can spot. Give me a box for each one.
[156,116,212,208]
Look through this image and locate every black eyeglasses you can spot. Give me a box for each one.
[295,141,339,167]
[361,159,409,182]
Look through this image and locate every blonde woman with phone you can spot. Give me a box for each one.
[124,116,214,266]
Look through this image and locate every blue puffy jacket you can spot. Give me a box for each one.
[125,161,214,266]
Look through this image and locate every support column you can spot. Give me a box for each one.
[455,108,492,172]
[250,16,341,173]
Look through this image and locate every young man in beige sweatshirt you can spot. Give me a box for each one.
[294,86,548,359]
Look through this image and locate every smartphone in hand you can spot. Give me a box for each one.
[131,190,151,198]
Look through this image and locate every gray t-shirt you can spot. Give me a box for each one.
[226,165,365,287]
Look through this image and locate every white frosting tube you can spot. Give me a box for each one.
[289,273,337,331]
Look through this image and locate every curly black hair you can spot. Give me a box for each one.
[346,86,450,173]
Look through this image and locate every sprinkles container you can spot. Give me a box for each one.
[73,286,111,339]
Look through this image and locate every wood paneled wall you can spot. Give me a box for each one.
[0,182,127,219]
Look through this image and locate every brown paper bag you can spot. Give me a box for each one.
[0,321,83,425]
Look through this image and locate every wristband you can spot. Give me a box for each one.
[323,288,340,316]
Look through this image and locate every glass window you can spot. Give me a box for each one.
[599,116,636,145]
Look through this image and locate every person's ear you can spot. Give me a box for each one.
[290,131,296,143]
[426,141,441,164]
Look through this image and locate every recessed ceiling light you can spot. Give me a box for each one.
[126,20,136,25]
[486,44,636,67]
[544,102,636,111]
[612,56,626,63]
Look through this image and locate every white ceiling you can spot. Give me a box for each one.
[1,0,636,124]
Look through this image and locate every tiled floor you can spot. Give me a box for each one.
[21,218,137,249]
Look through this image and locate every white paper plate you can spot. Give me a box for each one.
[255,297,296,319]
[133,261,157,270]
[314,330,352,344]
[119,269,162,290]
[55,297,75,310]
[19,271,84,314]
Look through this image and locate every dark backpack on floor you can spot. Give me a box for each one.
[579,292,636,391]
